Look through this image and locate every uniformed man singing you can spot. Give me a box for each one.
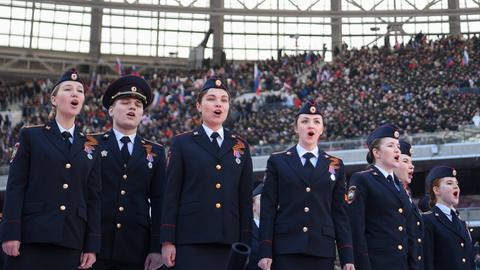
[93,75,166,270]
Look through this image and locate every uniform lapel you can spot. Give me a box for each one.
[433,206,467,241]
[192,127,220,158]
[371,166,406,204]
[218,130,235,159]
[105,130,124,165]
[70,128,86,159]
[284,146,310,186]
[310,150,329,182]
[43,121,69,158]
[127,136,144,168]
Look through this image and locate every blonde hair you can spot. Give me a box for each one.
[48,85,60,120]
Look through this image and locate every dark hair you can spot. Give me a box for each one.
[366,138,382,164]
[429,178,441,208]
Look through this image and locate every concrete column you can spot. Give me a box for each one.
[448,0,461,36]
[331,0,342,56]
[210,0,224,66]
[89,0,103,70]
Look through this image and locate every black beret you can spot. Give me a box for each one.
[426,165,457,185]
[52,69,85,93]
[297,100,322,116]
[399,140,412,157]
[103,75,152,109]
[201,77,228,93]
[366,124,400,147]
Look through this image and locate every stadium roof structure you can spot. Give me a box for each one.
[0,0,478,78]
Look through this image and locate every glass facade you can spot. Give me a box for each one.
[0,0,478,60]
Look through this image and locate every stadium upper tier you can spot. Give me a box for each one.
[0,34,479,165]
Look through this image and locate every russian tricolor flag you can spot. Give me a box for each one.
[461,49,469,67]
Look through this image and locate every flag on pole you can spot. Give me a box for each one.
[254,63,261,96]
[461,49,469,67]
[115,57,123,75]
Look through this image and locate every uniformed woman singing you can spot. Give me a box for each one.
[394,140,424,269]
[347,124,417,270]
[423,165,475,270]
[160,77,253,269]
[257,101,354,270]
[0,69,101,270]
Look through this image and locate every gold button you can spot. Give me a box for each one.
[303,226,308,232]
[123,174,127,180]
[215,203,222,209]
[120,190,126,195]
[65,163,71,169]
[116,223,122,229]
[397,245,403,250]
[119,206,124,212]
[462,258,466,263]
[216,164,222,170]
[417,221,421,226]
[304,207,310,213]
[418,256,422,261]
[398,226,403,231]
[417,238,422,243]
[461,242,465,247]
[63,183,69,189]
[215,183,221,189]
[305,187,311,192]
[60,205,66,211]
[398,208,403,214]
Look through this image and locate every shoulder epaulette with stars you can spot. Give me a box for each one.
[143,139,164,147]
[22,124,43,129]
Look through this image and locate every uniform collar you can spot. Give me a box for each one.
[374,165,394,180]
[56,120,75,137]
[436,203,455,218]
[113,128,136,144]
[296,144,319,159]
[202,123,224,141]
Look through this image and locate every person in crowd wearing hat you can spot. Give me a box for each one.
[0,69,101,270]
[347,124,417,270]
[160,77,253,269]
[93,75,166,270]
[422,166,475,270]
[394,140,424,269]
[257,101,354,270]
[247,183,263,270]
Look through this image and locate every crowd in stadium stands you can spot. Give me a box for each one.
[0,34,479,164]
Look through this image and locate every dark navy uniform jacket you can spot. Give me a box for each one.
[258,146,353,265]
[160,126,253,246]
[247,221,261,270]
[347,166,418,270]
[409,201,424,269]
[96,130,166,264]
[423,205,475,270]
[0,121,101,252]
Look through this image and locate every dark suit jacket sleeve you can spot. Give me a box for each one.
[422,215,434,270]
[332,161,354,265]
[258,156,278,260]
[160,136,184,244]
[0,129,30,242]
[239,144,253,246]
[348,173,372,270]
[149,145,166,253]
[83,148,102,253]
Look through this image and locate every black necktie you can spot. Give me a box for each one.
[120,136,131,164]
[303,152,315,174]
[451,209,464,233]
[61,131,72,149]
[210,132,220,151]
[387,175,400,191]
